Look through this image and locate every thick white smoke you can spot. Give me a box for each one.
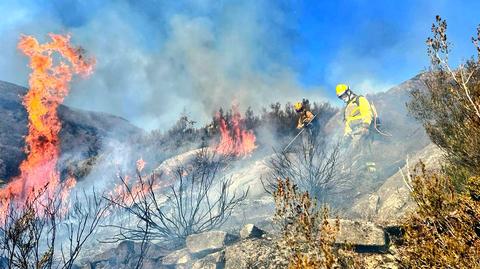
[0,0,328,131]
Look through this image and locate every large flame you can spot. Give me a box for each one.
[0,34,94,217]
[216,105,256,157]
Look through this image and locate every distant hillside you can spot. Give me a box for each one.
[0,81,144,181]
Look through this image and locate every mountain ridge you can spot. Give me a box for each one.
[0,80,144,181]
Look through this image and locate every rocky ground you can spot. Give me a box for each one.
[77,220,401,269]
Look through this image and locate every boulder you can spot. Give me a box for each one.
[191,250,225,269]
[351,144,443,223]
[161,248,193,265]
[331,219,387,251]
[81,241,168,269]
[186,231,237,254]
[224,239,276,269]
[239,224,265,239]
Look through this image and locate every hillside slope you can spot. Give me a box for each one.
[152,74,437,226]
[0,80,144,181]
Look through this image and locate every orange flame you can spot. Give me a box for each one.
[109,160,171,208]
[136,158,146,172]
[216,105,256,157]
[0,34,94,218]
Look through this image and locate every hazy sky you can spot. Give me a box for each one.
[1,0,479,130]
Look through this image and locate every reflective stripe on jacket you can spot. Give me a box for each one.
[344,96,373,135]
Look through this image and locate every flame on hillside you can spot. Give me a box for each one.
[0,34,95,219]
[216,105,256,157]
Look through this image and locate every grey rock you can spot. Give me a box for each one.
[84,241,168,269]
[352,143,443,224]
[162,248,193,265]
[186,231,237,254]
[192,250,225,269]
[329,219,387,250]
[224,239,275,269]
[239,224,265,239]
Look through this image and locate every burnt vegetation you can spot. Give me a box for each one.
[265,135,353,208]
[6,14,480,269]
[0,186,110,269]
[104,148,248,245]
[270,178,363,268]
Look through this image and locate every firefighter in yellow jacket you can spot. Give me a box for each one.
[294,101,316,157]
[294,101,315,130]
[336,84,376,172]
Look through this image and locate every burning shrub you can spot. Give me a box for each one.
[106,148,248,244]
[0,33,94,217]
[213,105,257,157]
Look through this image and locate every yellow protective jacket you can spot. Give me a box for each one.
[297,110,315,129]
[343,95,374,136]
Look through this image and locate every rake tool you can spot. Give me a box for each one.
[282,114,317,153]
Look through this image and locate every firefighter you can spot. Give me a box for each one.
[336,84,376,172]
[294,100,316,157]
[294,101,315,130]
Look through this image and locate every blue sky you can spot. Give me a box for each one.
[292,0,480,97]
[1,0,479,129]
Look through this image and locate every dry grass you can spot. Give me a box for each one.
[400,15,480,268]
[271,178,363,269]
[399,163,480,268]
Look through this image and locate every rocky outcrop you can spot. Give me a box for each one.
[224,238,276,269]
[79,221,398,268]
[192,250,225,269]
[332,219,387,252]
[240,223,265,239]
[162,248,193,266]
[79,241,169,269]
[351,143,443,223]
[186,231,237,255]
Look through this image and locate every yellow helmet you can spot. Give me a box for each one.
[336,84,349,97]
[294,102,303,112]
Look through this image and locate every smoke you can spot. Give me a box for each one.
[0,0,327,131]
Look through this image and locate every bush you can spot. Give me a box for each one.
[106,148,248,244]
[407,15,480,177]
[401,16,480,268]
[399,163,480,268]
[271,178,362,269]
[0,185,109,269]
[266,137,352,207]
